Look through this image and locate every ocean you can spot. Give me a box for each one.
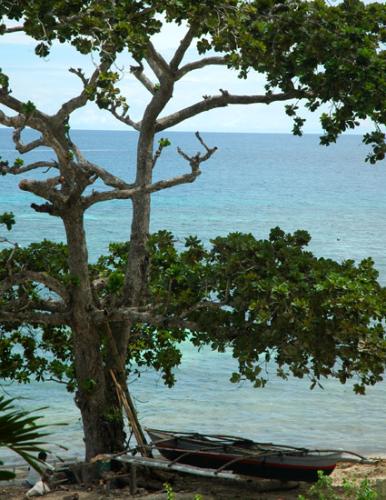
[1,129,386,464]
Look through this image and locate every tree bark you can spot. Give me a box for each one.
[63,207,126,459]
[123,131,154,306]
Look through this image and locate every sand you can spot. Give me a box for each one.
[1,458,386,499]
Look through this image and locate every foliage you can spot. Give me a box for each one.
[0,395,49,480]
[164,482,175,500]
[1,229,385,394]
[1,0,386,457]
[163,483,203,500]
[1,1,385,161]
[298,470,378,500]
[0,212,15,232]
[216,0,386,162]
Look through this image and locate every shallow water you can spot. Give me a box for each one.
[1,130,386,463]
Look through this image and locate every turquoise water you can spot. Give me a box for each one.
[1,129,386,463]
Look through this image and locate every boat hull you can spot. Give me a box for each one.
[147,429,338,483]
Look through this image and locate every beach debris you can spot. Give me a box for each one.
[25,479,50,497]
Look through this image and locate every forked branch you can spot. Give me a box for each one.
[177,132,217,172]
[82,133,217,207]
[145,41,172,80]
[56,62,111,121]
[70,142,135,189]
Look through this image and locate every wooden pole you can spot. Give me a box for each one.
[104,321,151,457]
[110,369,150,457]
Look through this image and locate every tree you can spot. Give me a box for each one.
[0,0,386,460]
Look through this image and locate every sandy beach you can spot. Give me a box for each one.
[1,458,386,499]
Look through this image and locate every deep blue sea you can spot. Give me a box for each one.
[1,129,386,464]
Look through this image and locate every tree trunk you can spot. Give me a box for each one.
[102,321,131,450]
[63,208,126,460]
[123,130,154,306]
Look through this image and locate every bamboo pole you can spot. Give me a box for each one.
[110,369,150,457]
[104,321,150,457]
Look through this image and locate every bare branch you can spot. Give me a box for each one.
[13,127,47,153]
[92,307,198,331]
[83,161,135,190]
[169,25,197,71]
[130,64,156,94]
[69,67,88,86]
[0,236,17,247]
[4,298,68,314]
[107,103,140,130]
[0,160,58,176]
[0,92,49,128]
[55,62,111,121]
[83,172,199,207]
[18,176,65,205]
[0,109,26,128]
[0,271,69,302]
[0,309,69,325]
[156,89,300,131]
[83,134,217,208]
[152,139,173,170]
[145,41,172,80]
[69,142,135,189]
[177,132,217,171]
[176,56,227,80]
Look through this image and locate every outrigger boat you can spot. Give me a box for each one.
[146,428,367,483]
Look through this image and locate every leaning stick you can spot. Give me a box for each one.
[110,369,150,457]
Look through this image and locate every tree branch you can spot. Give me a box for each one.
[0,91,49,129]
[0,109,26,129]
[169,25,197,71]
[4,298,68,314]
[0,271,69,302]
[156,90,300,131]
[130,63,156,94]
[177,132,217,171]
[12,127,47,153]
[3,25,25,34]
[82,171,199,207]
[92,307,198,331]
[0,309,69,325]
[18,176,65,205]
[55,63,110,121]
[0,161,58,176]
[145,41,172,80]
[83,133,217,207]
[176,56,228,80]
[106,103,140,130]
[70,142,135,189]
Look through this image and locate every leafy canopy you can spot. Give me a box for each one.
[1,229,385,394]
[1,0,385,160]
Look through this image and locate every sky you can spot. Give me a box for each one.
[0,17,374,134]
